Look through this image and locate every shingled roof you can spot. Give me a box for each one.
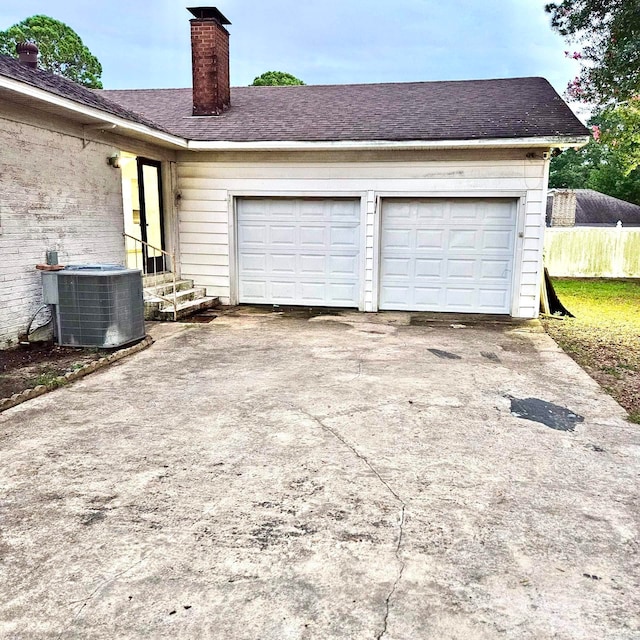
[547,189,640,226]
[101,77,588,143]
[0,52,588,145]
[0,54,170,134]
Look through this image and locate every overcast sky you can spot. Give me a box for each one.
[0,0,580,99]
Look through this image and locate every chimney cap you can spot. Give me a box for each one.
[187,7,231,23]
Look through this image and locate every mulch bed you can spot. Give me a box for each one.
[0,342,106,399]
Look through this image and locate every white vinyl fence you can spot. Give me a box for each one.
[544,225,640,278]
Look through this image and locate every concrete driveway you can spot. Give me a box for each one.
[1,309,639,639]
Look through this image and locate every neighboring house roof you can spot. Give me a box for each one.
[0,54,171,134]
[547,189,640,226]
[100,77,588,143]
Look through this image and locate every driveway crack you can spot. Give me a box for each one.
[293,407,406,640]
[58,558,145,639]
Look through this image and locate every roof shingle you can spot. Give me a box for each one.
[0,54,171,134]
[100,77,589,143]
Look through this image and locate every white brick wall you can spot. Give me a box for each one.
[0,116,125,347]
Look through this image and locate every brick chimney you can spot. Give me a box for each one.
[16,42,38,69]
[188,7,231,116]
[550,189,577,227]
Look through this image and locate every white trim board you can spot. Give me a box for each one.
[0,76,187,149]
[188,136,590,152]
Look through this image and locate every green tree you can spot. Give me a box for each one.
[597,99,640,176]
[545,0,640,105]
[549,106,640,205]
[251,71,305,87]
[549,145,599,190]
[0,15,102,88]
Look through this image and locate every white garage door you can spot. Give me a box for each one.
[237,198,361,307]
[380,198,517,313]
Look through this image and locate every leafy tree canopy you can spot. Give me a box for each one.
[0,15,102,88]
[545,0,640,105]
[251,71,305,86]
[549,104,640,205]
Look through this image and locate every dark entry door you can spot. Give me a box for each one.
[137,158,166,274]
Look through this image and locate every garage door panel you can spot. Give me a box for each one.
[300,226,327,247]
[329,255,358,277]
[417,229,445,249]
[329,283,359,303]
[415,259,443,279]
[386,201,414,220]
[382,257,411,278]
[380,198,516,313]
[483,230,514,251]
[270,200,298,217]
[238,200,270,217]
[300,282,326,302]
[330,226,359,248]
[445,287,477,308]
[238,224,268,246]
[329,201,360,219]
[269,226,297,247]
[448,230,478,250]
[380,285,411,308]
[300,254,326,275]
[484,205,517,224]
[240,253,267,273]
[383,229,412,250]
[298,200,325,217]
[414,287,442,306]
[417,201,447,220]
[240,280,267,299]
[478,288,510,309]
[270,281,297,301]
[238,198,360,307]
[450,201,479,221]
[447,259,476,279]
[271,254,297,274]
[480,260,511,280]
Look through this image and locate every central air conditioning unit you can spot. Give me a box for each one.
[42,265,145,348]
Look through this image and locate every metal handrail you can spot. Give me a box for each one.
[123,233,178,321]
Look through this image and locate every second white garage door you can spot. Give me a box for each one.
[379,198,518,313]
[237,197,361,307]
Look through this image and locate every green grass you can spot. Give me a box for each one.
[28,368,67,389]
[542,278,640,424]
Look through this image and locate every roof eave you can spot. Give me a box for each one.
[0,74,188,150]
[186,135,591,152]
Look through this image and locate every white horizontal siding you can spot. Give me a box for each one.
[179,177,543,194]
[179,162,545,180]
[177,153,547,316]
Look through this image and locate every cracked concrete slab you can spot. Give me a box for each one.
[0,309,639,639]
